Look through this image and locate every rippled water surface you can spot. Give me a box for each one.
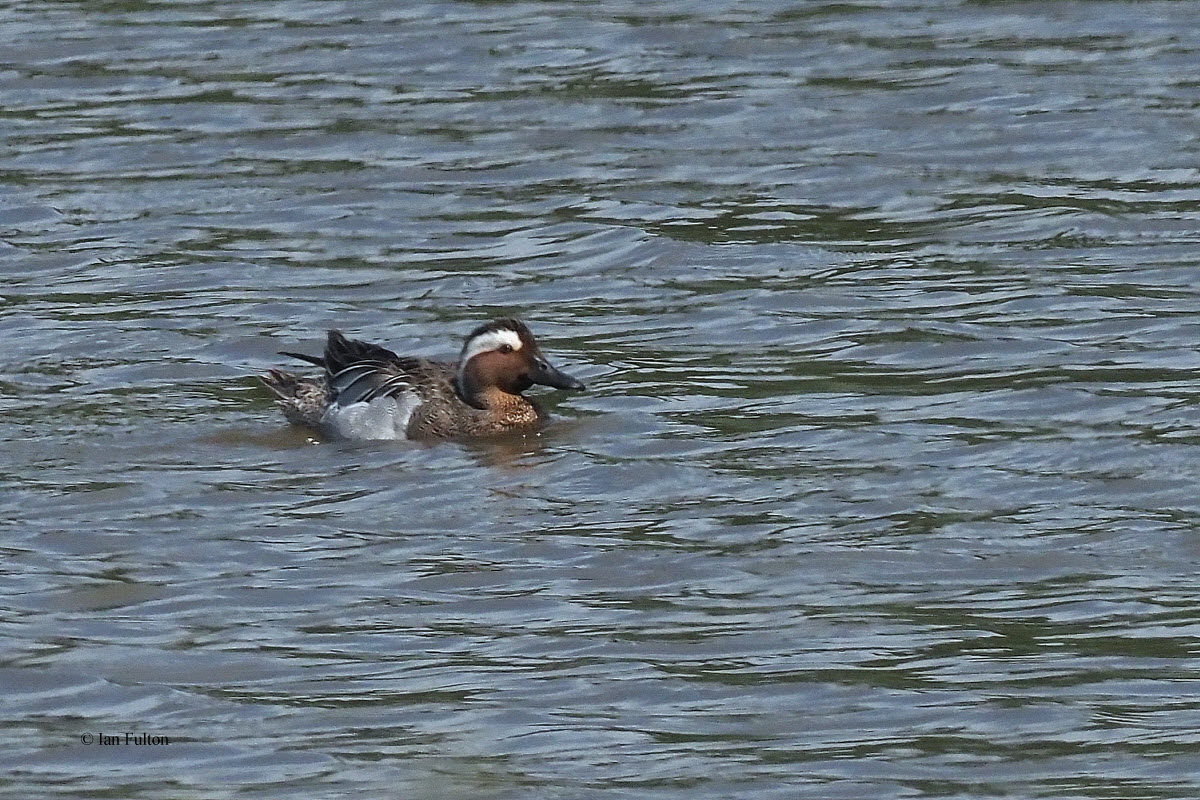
[4,1,1200,797]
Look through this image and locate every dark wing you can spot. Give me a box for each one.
[323,330,426,407]
[280,327,392,370]
[323,330,402,373]
[278,350,325,368]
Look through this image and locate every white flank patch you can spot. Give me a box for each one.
[461,328,522,364]
[320,392,421,440]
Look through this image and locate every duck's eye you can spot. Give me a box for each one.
[498,344,514,354]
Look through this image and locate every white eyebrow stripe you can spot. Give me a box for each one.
[461,328,522,363]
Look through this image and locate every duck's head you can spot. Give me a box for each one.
[456,317,586,409]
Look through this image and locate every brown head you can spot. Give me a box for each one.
[455,318,585,409]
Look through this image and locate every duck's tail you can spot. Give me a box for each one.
[260,369,330,428]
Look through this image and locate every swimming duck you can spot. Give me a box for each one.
[262,318,585,440]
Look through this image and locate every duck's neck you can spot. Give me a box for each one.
[477,386,541,428]
[456,367,516,411]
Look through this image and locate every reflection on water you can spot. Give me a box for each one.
[3,1,1200,798]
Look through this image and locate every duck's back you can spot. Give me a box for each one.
[322,357,455,441]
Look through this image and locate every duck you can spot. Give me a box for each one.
[261,318,586,440]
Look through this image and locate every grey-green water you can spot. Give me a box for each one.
[3,2,1200,798]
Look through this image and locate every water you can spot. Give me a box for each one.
[3,1,1200,797]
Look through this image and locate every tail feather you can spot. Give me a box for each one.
[279,350,326,368]
[260,368,299,399]
[259,369,330,428]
